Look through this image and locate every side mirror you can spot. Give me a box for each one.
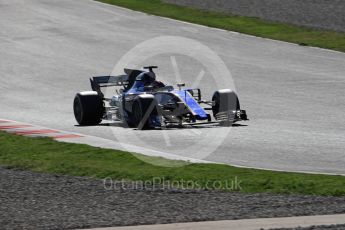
[144,86,154,91]
[177,83,185,90]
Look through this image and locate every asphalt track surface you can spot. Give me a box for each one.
[1,0,345,174]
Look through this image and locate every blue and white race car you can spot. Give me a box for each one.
[73,66,248,129]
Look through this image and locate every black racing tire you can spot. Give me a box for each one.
[132,96,158,130]
[212,89,240,118]
[73,92,104,126]
[123,111,137,128]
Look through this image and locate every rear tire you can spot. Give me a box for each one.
[73,92,104,126]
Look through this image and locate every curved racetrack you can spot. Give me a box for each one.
[1,0,345,174]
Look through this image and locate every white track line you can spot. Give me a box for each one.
[1,118,344,175]
[79,213,345,230]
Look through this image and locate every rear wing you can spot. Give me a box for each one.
[90,69,145,96]
[90,75,129,97]
[90,75,129,89]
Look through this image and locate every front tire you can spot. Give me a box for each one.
[73,91,104,126]
[212,89,240,119]
[132,96,159,130]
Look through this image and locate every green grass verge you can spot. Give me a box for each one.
[97,0,345,52]
[1,131,345,196]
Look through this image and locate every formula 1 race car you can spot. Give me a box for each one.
[73,66,248,129]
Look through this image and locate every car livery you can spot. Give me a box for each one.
[73,66,248,129]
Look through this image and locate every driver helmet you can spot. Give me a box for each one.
[136,72,156,86]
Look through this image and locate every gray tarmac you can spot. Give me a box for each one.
[0,0,345,174]
[1,167,345,230]
[164,0,345,32]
